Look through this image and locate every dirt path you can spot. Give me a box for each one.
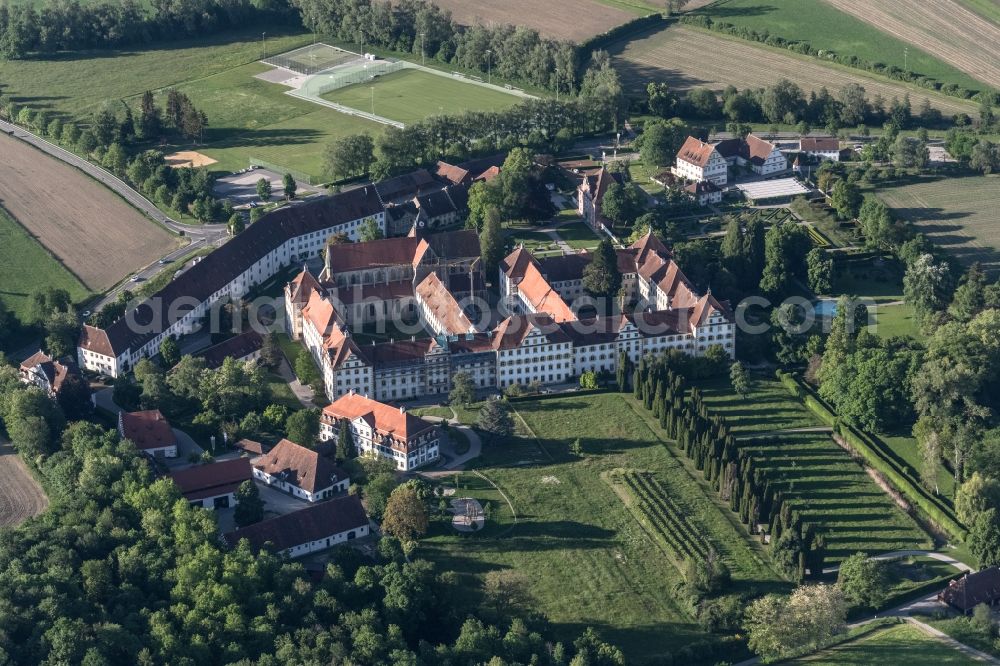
[0,441,48,528]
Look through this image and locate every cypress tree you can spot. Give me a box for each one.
[632,367,642,400]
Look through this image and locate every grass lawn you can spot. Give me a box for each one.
[881,434,955,499]
[781,622,980,665]
[266,372,304,412]
[922,616,1000,659]
[694,376,930,560]
[959,0,1000,24]
[421,392,785,661]
[274,331,304,366]
[0,205,92,319]
[504,225,558,254]
[870,303,923,341]
[694,0,986,94]
[740,431,931,561]
[876,173,1000,274]
[556,221,603,250]
[0,29,313,120]
[321,68,521,126]
[831,258,904,303]
[410,406,453,420]
[696,376,819,436]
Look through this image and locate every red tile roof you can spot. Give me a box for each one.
[492,313,570,350]
[322,392,436,446]
[677,136,720,167]
[325,236,427,274]
[253,439,347,493]
[799,137,839,152]
[224,493,368,554]
[287,270,322,305]
[744,134,779,165]
[169,458,252,501]
[120,410,177,451]
[515,262,576,323]
[416,272,475,334]
[501,246,540,280]
[234,439,267,456]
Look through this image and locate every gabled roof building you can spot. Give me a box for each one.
[252,438,350,502]
[169,457,252,509]
[224,493,369,559]
[119,409,178,458]
[320,391,440,471]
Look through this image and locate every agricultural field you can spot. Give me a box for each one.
[784,621,980,665]
[695,376,931,561]
[876,174,1000,273]
[0,440,48,528]
[0,206,91,319]
[421,392,785,661]
[423,0,644,42]
[0,133,178,294]
[610,24,980,117]
[957,0,1000,25]
[823,0,1000,89]
[694,0,990,92]
[320,69,522,126]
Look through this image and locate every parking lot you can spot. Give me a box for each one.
[213,167,320,206]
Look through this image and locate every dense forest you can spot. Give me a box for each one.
[0,356,626,665]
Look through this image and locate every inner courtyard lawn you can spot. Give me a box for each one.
[320,68,522,126]
[419,393,786,661]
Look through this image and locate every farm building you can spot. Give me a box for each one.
[223,493,370,559]
[118,409,178,458]
[939,568,1000,614]
[252,438,350,502]
[673,137,728,186]
[234,439,269,457]
[735,178,811,205]
[169,457,252,509]
[320,391,441,471]
[716,134,788,176]
[799,137,842,162]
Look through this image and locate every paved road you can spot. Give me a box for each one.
[419,414,483,470]
[0,119,232,311]
[0,119,227,239]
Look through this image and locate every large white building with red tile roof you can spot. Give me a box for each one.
[320,391,440,470]
[673,136,729,186]
[286,229,735,400]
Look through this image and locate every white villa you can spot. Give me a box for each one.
[252,438,350,502]
[320,391,440,471]
[673,137,729,186]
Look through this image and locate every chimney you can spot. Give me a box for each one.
[349,388,355,395]
[399,405,405,414]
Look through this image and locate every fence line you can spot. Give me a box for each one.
[247,158,315,185]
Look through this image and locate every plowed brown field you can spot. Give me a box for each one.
[0,134,178,292]
[612,25,980,117]
[426,0,637,42]
[824,0,1000,89]
[0,441,48,528]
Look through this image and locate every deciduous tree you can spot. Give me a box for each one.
[381,485,429,542]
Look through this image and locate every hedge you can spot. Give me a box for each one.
[847,571,963,620]
[776,371,967,542]
[578,14,667,57]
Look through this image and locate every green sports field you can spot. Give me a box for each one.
[0,206,91,319]
[693,0,987,94]
[320,69,522,125]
